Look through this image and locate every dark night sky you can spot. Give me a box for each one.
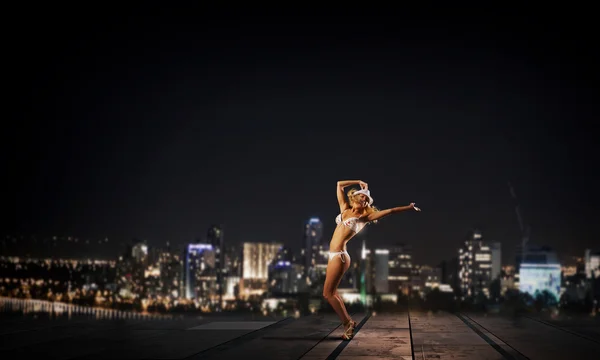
[5,7,598,265]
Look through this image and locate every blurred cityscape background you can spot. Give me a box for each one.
[2,207,599,320]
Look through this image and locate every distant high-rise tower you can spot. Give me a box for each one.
[388,243,413,295]
[360,240,367,304]
[584,249,600,279]
[458,229,492,299]
[490,242,502,280]
[131,241,148,264]
[182,243,214,300]
[269,246,303,294]
[207,225,224,309]
[364,248,389,294]
[303,217,324,279]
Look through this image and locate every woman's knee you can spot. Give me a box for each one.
[324,287,340,299]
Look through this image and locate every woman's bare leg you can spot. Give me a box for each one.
[335,293,351,324]
[335,254,356,327]
[333,255,352,324]
[323,253,352,324]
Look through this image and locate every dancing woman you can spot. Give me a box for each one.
[323,180,421,340]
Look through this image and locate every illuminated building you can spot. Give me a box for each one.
[439,257,460,295]
[182,243,215,300]
[490,242,502,280]
[224,276,240,299]
[241,242,281,297]
[158,251,181,298]
[360,241,367,304]
[268,246,304,294]
[458,229,492,299]
[364,248,389,294]
[242,242,281,280]
[302,217,326,281]
[518,245,561,302]
[388,244,413,295]
[207,225,224,309]
[413,265,442,295]
[132,241,148,264]
[519,264,561,301]
[223,245,242,278]
[268,260,303,294]
[585,249,600,279]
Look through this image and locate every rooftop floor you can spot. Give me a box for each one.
[1,310,598,359]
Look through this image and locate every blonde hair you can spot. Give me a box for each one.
[347,188,380,224]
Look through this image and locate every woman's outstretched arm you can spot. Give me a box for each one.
[365,203,420,222]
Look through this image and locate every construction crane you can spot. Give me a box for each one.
[508,181,531,264]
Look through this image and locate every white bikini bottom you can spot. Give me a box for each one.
[329,250,350,263]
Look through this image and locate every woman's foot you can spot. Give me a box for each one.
[341,319,356,340]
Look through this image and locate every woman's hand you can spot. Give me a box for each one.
[359,181,368,190]
[409,202,421,211]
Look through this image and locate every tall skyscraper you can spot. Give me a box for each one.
[268,246,303,294]
[357,245,390,294]
[372,249,389,293]
[182,243,214,300]
[439,256,460,295]
[490,242,502,280]
[360,240,368,304]
[388,243,413,295]
[131,241,148,264]
[458,229,492,299]
[207,225,223,309]
[585,249,600,279]
[303,217,325,280]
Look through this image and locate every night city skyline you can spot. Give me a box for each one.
[5,8,598,267]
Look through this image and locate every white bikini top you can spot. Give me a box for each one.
[335,209,369,234]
